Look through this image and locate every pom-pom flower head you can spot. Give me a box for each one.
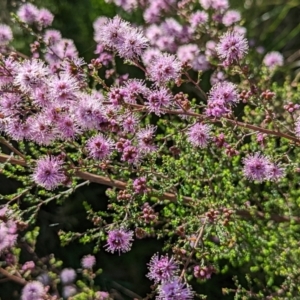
[137,125,157,153]
[208,82,239,105]
[105,228,134,255]
[81,255,96,269]
[86,134,114,160]
[243,153,285,182]
[222,10,241,27]
[200,0,229,11]
[14,59,49,93]
[242,153,271,182]
[216,30,249,65]
[147,53,181,85]
[49,73,79,103]
[21,281,45,300]
[60,268,76,285]
[263,51,284,70]
[267,163,285,182]
[95,16,148,60]
[187,123,211,148]
[147,253,178,283]
[17,3,39,24]
[0,223,9,253]
[0,24,13,45]
[62,285,77,298]
[37,8,54,28]
[32,156,66,190]
[157,278,194,300]
[146,88,172,116]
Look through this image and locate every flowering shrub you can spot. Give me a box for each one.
[0,0,299,299]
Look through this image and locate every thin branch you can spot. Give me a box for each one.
[180,219,207,280]
[0,138,26,160]
[111,280,142,300]
[0,153,26,166]
[36,180,90,208]
[122,103,300,144]
[0,267,27,285]
[0,154,299,223]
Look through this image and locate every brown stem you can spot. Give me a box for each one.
[0,138,26,160]
[123,103,300,144]
[183,71,208,101]
[111,280,142,300]
[180,220,207,280]
[0,154,27,166]
[0,267,27,285]
[0,154,299,223]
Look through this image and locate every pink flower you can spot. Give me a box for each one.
[0,24,13,45]
[60,268,76,284]
[21,281,45,300]
[136,125,157,153]
[216,30,248,65]
[37,8,54,28]
[267,163,285,182]
[147,253,178,283]
[263,51,284,70]
[119,28,148,60]
[75,93,106,130]
[44,29,62,45]
[17,3,39,24]
[14,59,49,94]
[200,0,229,11]
[222,10,241,27]
[146,88,172,115]
[49,73,79,103]
[190,11,208,28]
[147,53,181,85]
[176,44,199,65]
[142,48,161,66]
[157,278,193,300]
[208,82,239,105]
[81,255,96,269]
[105,228,134,255]
[0,58,17,87]
[57,115,81,140]
[86,134,114,160]
[95,291,110,300]
[97,16,149,60]
[22,261,35,271]
[0,223,9,253]
[187,123,211,148]
[28,114,57,145]
[243,153,270,182]
[121,145,141,164]
[32,156,66,190]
